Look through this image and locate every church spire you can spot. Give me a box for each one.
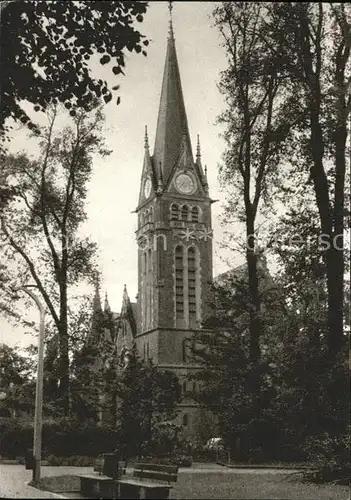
[168,0,174,40]
[144,125,149,150]
[104,291,111,313]
[153,2,193,185]
[93,277,102,313]
[121,284,130,317]
[196,134,201,163]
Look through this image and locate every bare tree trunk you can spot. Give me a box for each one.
[246,217,261,363]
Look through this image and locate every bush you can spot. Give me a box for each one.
[43,419,120,457]
[303,431,350,484]
[0,418,32,459]
[0,417,121,459]
[142,454,193,467]
[45,454,95,466]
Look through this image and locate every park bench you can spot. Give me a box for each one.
[76,454,123,499]
[117,462,179,500]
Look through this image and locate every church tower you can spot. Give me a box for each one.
[135,7,213,434]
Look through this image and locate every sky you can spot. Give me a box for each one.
[1,1,245,349]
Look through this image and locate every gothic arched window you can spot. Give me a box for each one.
[191,206,199,222]
[188,246,197,323]
[175,245,184,320]
[182,413,189,427]
[170,203,180,220]
[181,204,189,221]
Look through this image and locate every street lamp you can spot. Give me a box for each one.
[16,286,45,485]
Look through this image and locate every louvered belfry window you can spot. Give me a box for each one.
[175,245,184,319]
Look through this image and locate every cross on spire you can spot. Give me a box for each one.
[144,125,149,149]
[168,0,174,39]
[196,134,201,161]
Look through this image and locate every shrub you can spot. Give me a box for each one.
[43,419,120,457]
[0,418,32,458]
[45,454,95,466]
[0,417,121,459]
[303,431,350,484]
[142,454,193,467]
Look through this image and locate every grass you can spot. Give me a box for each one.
[37,474,80,493]
[172,471,350,499]
[37,469,349,499]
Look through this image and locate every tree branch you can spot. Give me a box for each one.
[1,217,60,328]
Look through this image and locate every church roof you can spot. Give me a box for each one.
[152,21,193,185]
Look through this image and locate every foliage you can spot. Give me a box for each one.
[0,343,35,415]
[0,106,108,412]
[142,454,193,467]
[0,417,33,458]
[265,2,351,356]
[0,416,122,458]
[303,430,350,484]
[0,1,149,136]
[45,455,95,466]
[214,2,302,364]
[112,350,181,460]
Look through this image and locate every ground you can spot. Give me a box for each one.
[0,463,348,499]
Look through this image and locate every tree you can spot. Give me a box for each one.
[267,3,351,357]
[0,343,35,416]
[0,105,107,412]
[214,2,301,364]
[191,266,285,460]
[0,0,149,137]
[112,350,181,460]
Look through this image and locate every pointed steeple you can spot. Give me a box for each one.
[204,164,209,194]
[153,3,193,185]
[93,278,102,314]
[121,284,130,318]
[144,125,149,150]
[88,277,103,345]
[196,134,201,164]
[138,126,154,205]
[104,291,111,313]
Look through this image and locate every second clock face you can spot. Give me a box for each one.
[144,176,152,198]
[175,173,195,194]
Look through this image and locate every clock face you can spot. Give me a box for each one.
[144,177,152,198]
[175,173,195,194]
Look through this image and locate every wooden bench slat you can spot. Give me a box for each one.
[134,463,178,474]
[77,474,114,481]
[133,469,178,482]
[118,478,173,489]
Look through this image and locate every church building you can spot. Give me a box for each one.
[90,10,214,436]
[134,14,214,435]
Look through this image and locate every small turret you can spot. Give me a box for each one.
[104,291,111,314]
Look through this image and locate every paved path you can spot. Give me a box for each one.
[0,465,92,499]
[0,462,303,499]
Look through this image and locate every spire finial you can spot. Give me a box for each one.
[168,0,174,39]
[196,134,201,160]
[144,125,149,149]
[104,291,111,313]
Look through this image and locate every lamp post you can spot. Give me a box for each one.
[16,286,45,485]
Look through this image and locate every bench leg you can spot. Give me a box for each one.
[118,483,141,500]
[144,487,170,500]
